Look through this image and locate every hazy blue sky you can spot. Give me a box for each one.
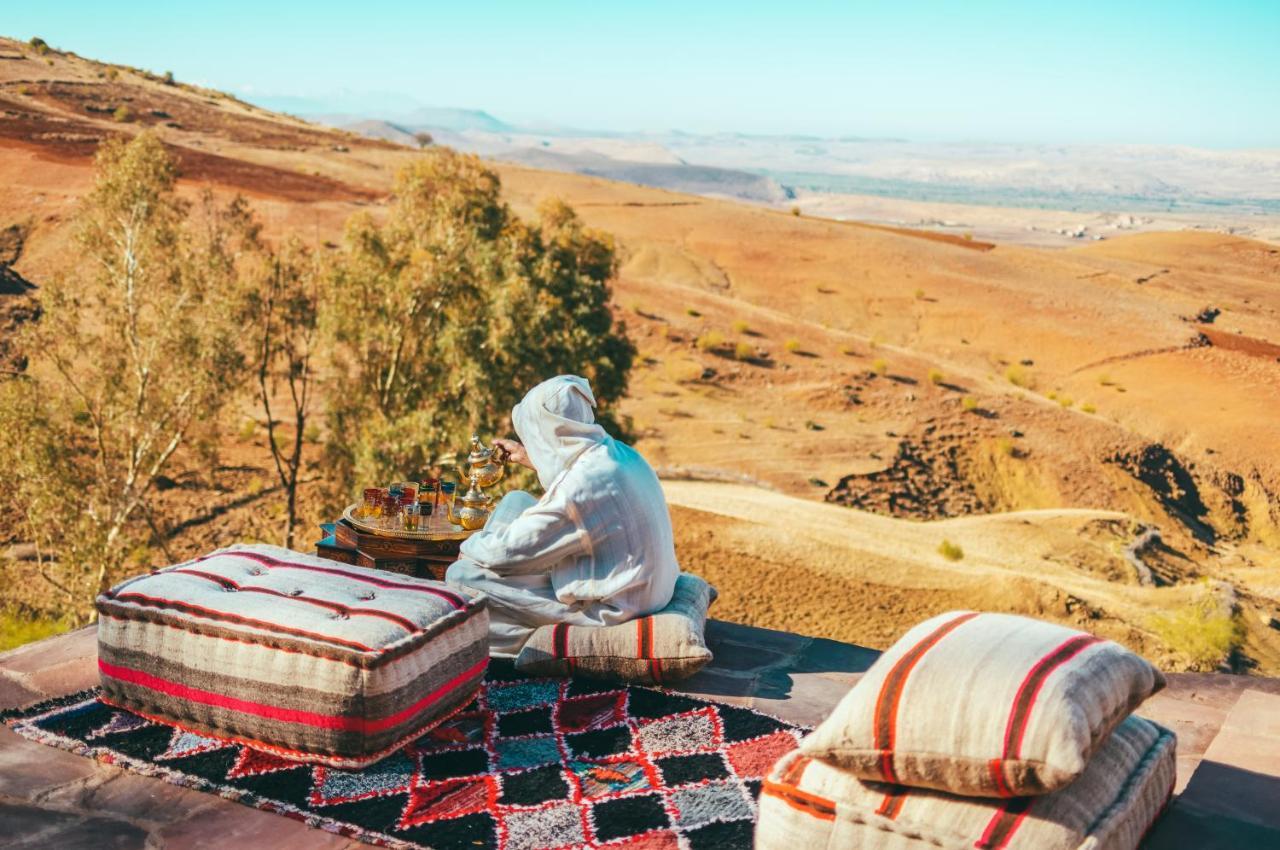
[10,1,1280,147]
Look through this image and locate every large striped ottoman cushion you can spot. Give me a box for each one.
[800,611,1165,796]
[758,715,1175,850]
[513,572,715,684]
[95,544,489,768]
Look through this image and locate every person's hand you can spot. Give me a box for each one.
[493,438,533,470]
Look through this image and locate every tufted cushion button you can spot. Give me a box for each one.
[289,589,304,597]
[360,592,376,601]
[331,612,349,620]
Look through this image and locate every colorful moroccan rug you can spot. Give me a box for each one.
[4,663,804,850]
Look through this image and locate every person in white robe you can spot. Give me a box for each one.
[445,375,680,657]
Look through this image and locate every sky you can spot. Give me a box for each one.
[8,1,1280,148]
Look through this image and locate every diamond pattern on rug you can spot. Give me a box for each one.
[312,751,416,805]
[636,706,722,756]
[400,776,495,828]
[502,802,586,850]
[86,710,151,740]
[226,746,306,779]
[6,665,804,850]
[570,756,654,799]
[557,691,627,733]
[156,728,229,761]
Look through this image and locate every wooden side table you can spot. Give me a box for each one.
[315,519,463,581]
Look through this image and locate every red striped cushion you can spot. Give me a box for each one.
[799,611,1165,796]
[513,573,715,684]
[95,544,489,768]
[759,716,1176,850]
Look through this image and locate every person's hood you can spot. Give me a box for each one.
[512,375,609,490]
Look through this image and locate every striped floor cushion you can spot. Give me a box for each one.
[513,572,715,684]
[758,715,1176,850]
[95,544,489,769]
[799,611,1165,796]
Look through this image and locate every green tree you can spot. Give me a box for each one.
[4,133,250,613]
[322,150,634,500]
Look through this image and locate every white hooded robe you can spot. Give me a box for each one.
[445,375,680,656]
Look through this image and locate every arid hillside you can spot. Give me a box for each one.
[1,37,1277,673]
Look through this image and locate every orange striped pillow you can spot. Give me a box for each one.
[798,611,1165,796]
[760,716,1176,849]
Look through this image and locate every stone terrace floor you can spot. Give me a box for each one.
[2,619,1279,848]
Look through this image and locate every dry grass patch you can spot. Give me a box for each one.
[1149,596,1245,671]
[695,330,725,352]
[1005,364,1034,389]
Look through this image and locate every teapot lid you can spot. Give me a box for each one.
[467,434,494,465]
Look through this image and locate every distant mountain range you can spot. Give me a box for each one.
[246,94,1280,213]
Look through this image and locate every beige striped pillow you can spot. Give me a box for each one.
[513,572,715,684]
[758,715,1176,850]
[799,611,1165,796]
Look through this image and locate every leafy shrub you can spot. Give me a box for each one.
[696,330,725,351]
[791,206,801,216]
[162,70,175,85]
[1058,395,1073,408]
[928,368,944,385]
[685,307,701,317]
[112,105,133,123]
[1149,597,1244,671]
[238,418,257,441]
[731,319,749,334]
[1005,364,1034,388]
[961,396,978,412]
[838,344,854,355]
[784,338,800,353]
[938,539,964,561]
[1082,403,1097,414]
[734,340,754,360]
[1098,373,1115,386]
[29,36,50,55]
[872,358,888,375]
[995,436,1015,456]
[914,287,925,300]
[0,609,73,653]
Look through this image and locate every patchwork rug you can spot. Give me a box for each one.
[4,663,804,850]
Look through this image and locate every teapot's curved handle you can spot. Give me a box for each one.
[491,442,509,464]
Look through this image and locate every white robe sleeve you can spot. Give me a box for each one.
[457,496,589,577]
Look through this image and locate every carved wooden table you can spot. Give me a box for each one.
[315,518,465,581]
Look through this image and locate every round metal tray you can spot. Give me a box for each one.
[341,504,476,541]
